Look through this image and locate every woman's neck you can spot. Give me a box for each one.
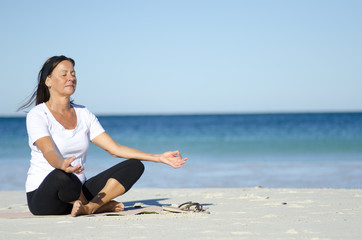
[46,97,72,113]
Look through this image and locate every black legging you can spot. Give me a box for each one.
[27,159,144,215]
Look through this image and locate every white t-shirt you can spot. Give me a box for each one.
[25,103,105,192]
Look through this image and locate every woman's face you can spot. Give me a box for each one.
[46,60,77,98]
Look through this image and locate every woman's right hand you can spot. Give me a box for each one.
[34,136,84,174]
[61,156,84,174]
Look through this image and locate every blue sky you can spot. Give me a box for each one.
[1,0,361,116]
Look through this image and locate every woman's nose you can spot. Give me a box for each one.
[68,74,76,81]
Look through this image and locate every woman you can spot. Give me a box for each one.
[19,55,187,217]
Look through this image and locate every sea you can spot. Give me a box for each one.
[1,112,362,190]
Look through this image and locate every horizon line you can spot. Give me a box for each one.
[2,109,362,118]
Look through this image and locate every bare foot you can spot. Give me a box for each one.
[71,200,90,217]
[95,200,124,214]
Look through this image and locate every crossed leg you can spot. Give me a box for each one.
[71,159,144,217]
[71,178,126,217]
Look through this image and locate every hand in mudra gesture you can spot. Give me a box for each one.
[61,156,84,174]
[159,150,188,168]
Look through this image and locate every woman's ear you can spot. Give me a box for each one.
[45,76,51,88]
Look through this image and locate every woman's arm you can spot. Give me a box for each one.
[34,136,84,174]
[91,132,188,168]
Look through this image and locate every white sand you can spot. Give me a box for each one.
[1,188,362,239]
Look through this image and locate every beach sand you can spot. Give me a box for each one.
[1,188,362,239]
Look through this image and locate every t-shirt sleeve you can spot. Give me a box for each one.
[26,108,51,145]
[87,110,105,140]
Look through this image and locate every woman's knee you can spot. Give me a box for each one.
[110,159,145,192]
[48,169,82,201]
[127,159,145,176]
[49,169,81,186]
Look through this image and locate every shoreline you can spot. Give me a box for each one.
[1,188,362,239]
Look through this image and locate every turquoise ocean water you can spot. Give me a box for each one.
[1,112,362,190]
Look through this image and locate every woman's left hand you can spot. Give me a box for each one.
[159,150,188,168]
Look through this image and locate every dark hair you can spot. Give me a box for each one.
[18,55,75,111]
